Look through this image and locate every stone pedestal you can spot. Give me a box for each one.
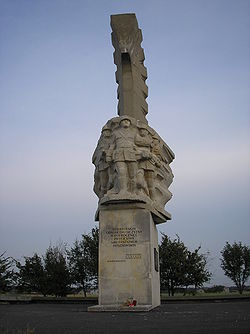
[89,206,160,311]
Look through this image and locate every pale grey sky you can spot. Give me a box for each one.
[0,0,249,286]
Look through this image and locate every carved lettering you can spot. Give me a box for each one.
[105,227,142,247]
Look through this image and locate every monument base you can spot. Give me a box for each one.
[90,205,161,312]
[88,304,156,312]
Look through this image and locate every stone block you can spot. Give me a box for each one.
[89,207,160,311]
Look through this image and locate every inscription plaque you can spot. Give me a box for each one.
[154,248,159,272]
[106,227,142,247]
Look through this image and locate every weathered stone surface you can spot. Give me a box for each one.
[111,14,148,123]
[92,115,174,223]
[88,207,160,311]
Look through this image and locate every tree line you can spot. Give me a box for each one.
[0,228,98,297]
[1,228,250,297]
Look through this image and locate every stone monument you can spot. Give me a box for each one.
[89,13,174,311]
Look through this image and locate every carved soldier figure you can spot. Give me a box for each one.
[135,125,156,200]
[107,117,137,195]
[151,136,164,163]
[92,125,112,197]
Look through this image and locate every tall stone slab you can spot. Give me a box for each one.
[111,14,148,123]
[89,14,174,312]
[98,208,160,310]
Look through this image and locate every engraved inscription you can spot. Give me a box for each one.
[106,227,142,247]
[106,254,142,263]
[125,253,142,259]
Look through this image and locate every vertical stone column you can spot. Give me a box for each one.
[111,14,148,123]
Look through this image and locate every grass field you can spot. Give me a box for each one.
[1,290,250,301]
[160,290,250,299]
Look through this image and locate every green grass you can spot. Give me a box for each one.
[0,292,97,299]
[160,290,250,299]
[2,291,250,301]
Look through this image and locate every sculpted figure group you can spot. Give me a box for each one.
[92,116,174,213]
